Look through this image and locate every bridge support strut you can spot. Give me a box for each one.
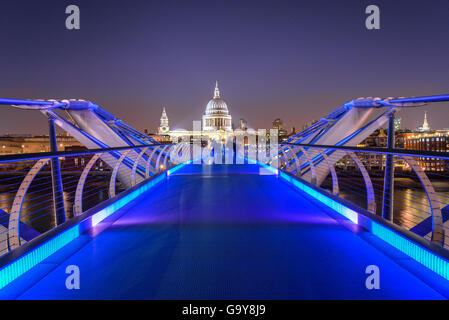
[382,111,395,221]
[49,117,66,225]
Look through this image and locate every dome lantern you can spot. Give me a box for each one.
[214,81,220,99]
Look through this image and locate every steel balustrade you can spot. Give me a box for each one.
[108,150,132,198]
[8,159,51,250]
[275,142,448,247]
[318,150,339,195]
[345,151,376,214]
[0,143,193,256]
[131,147,150,186]
[74,153,102,215]
[2,136,449,293]
[2,140,447,254]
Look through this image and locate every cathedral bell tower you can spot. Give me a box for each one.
[158,107,170,134]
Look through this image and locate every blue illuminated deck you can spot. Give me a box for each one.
[1,164,448,299]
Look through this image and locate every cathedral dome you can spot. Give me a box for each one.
[205,82,229,116]
[202,81,232,132]
[205,98,229,116]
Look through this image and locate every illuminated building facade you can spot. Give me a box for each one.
[158,107,170,134]
[272,118,288,142]
[165,82,235,142]
[0,134,82,155]
[417,112,431,132]
[202,82,232,132]
[394,117,401,131]
[404,130,449,171]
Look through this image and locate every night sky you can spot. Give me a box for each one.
[0,0,448,135]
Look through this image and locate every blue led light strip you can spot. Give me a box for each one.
[0,161,186,290]
[278,171,358,224]
[371,222,449,281]
[258,162,278,175]
[91,173,166,226]
[167,157,203,176]
[0,225,80,289]
[278,168,449,282]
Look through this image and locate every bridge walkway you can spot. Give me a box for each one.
[1,164,447,299]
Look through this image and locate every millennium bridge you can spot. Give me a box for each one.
[1,95,449,299]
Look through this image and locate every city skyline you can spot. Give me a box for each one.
[153,94,439,135]
[0,81,444,136]
[1,0,449,135]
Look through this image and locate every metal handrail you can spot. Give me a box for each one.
[0,142,193,256]
[281,142,449,160]
[0,143,174,164]
[276,142,449,247]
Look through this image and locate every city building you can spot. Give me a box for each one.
[404,130,449,171]
[158,107,170,134]
[238,118,248,130]
[150,83,299,144]
[160,82,235,143]
[338,128,405,171]
[417,111,431,132]
[337,111,448,172]
[62,145,108,172]
[302,120,319,131]
[272,118,288,141]
[394,117,401,131]
[0,134,82,155]
[291,127,296,136]
[202,81,232,132]
[337,128,388,171]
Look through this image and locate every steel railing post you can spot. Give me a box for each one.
[382,111,395,221]
[48,117,66,225]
